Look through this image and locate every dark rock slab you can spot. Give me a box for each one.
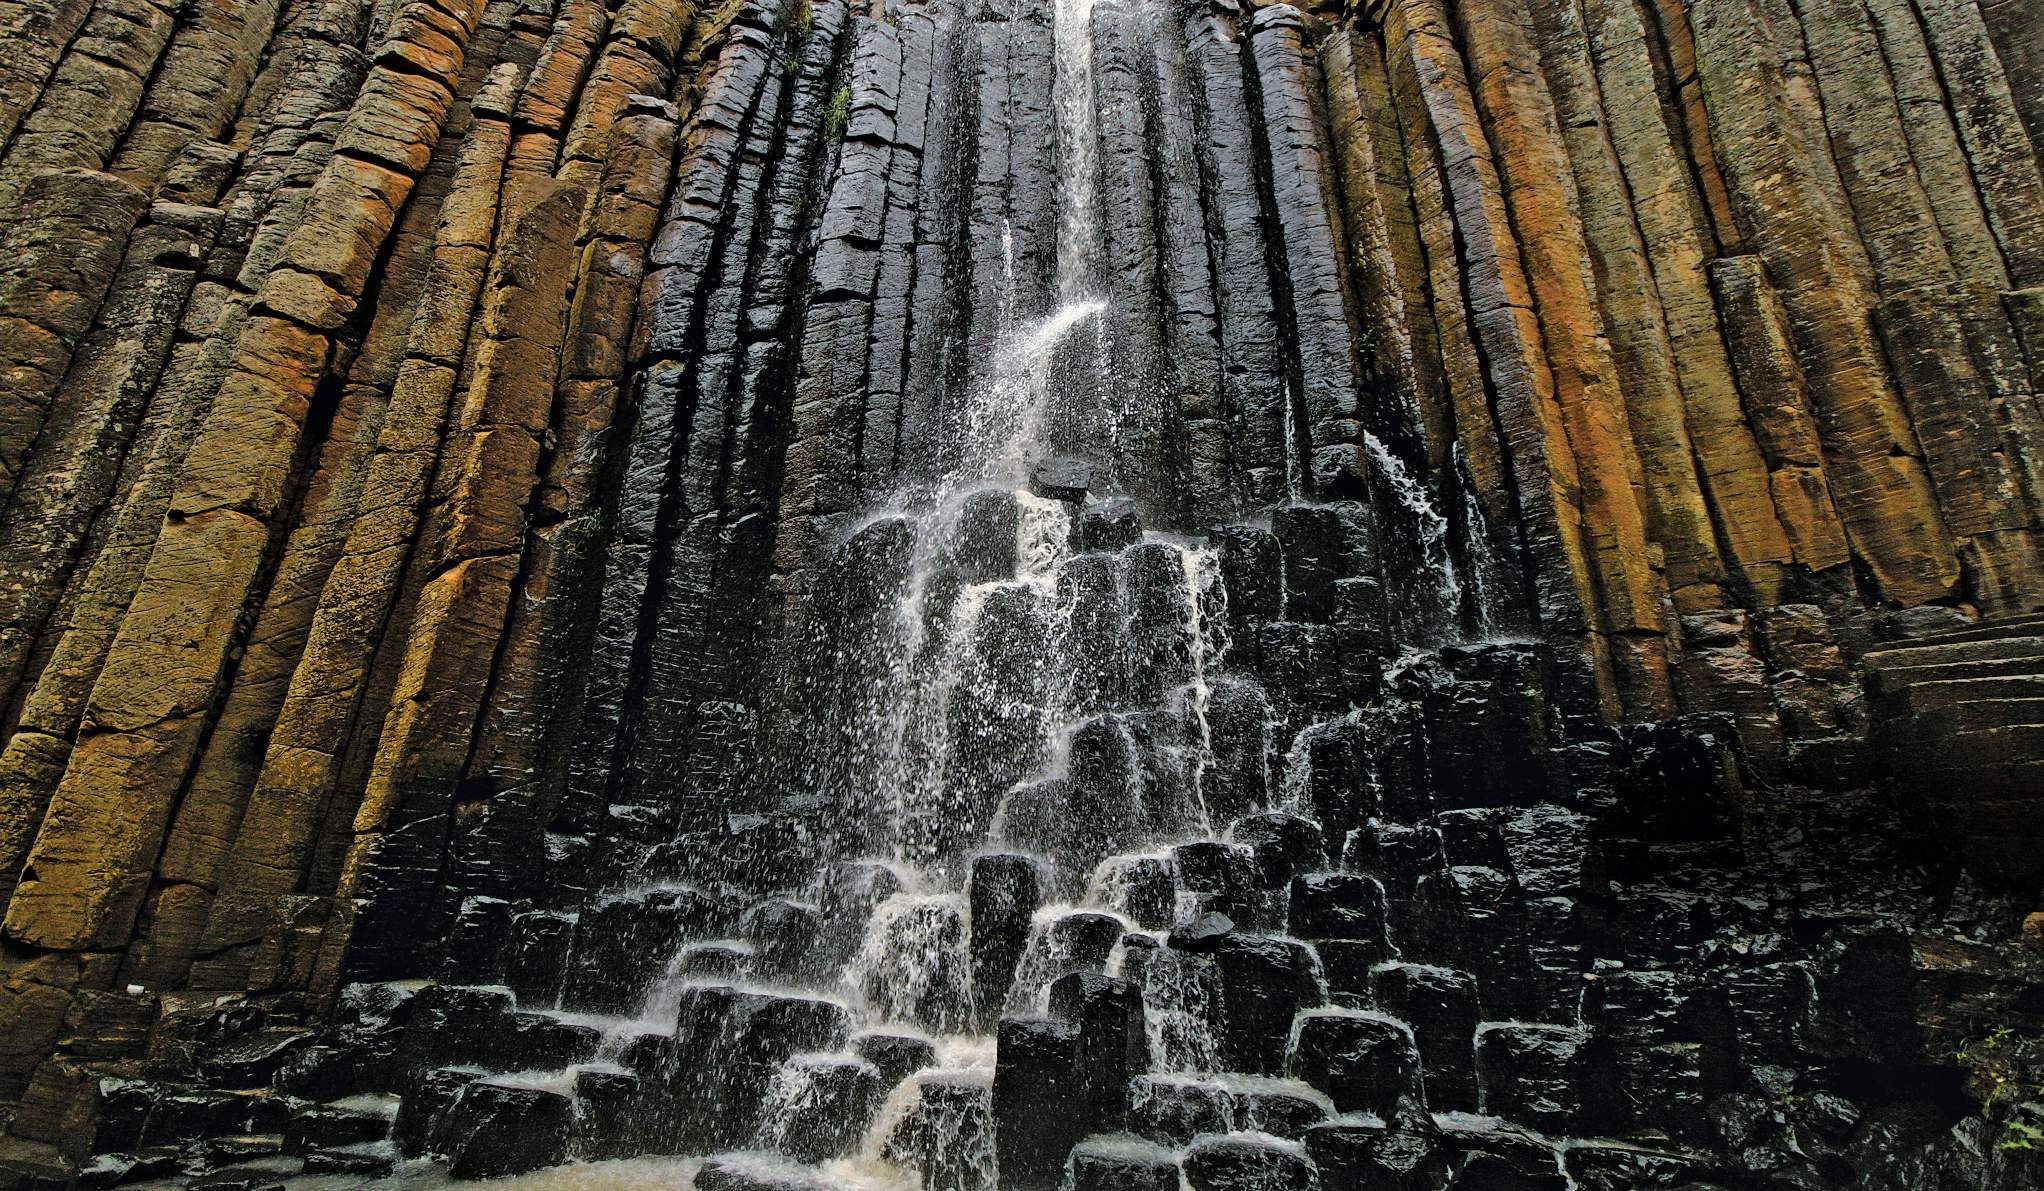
[995,1015,1083,1190]
[436,1079,573,1178]
[1050,973,1148,1132]
[1306,1115,1447,1191]
[1216,934,1324,1074]
[760,1054,884,1163]
[1068,1135,1181,1191]
[1290,1009,1425,1120]
[1031,456,1093,502]
[970,852,1044,1028]
[884,1073,997,1191]
[1373,963,1480,1113]
[1475,1023,1585,1130]
[1183,1132,1322,1191]
[1233,812,1329,888]
[505,910,577,1009]
[855,1031,937,1085]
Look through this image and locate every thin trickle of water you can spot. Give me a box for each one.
[1173,544,1228,838]
[1451,443,1506,639]
[1275,708,1362,818]
[1363,431,1462,639]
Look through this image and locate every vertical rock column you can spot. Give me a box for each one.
[1,0,487,960]
[1688,0,1959,604]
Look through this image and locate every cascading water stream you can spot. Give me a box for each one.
[1051,0,1103,308]
[403,0,1506,1183]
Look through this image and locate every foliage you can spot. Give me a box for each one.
[823,86,851,143]
[1957,1026,2044,1152]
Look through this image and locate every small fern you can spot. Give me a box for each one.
[822,85,851,142]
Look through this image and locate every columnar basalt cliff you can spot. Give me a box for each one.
[1,0,2043,1187]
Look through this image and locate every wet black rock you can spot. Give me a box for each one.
[1031,456,1094,502]
[1095,854,1176,930]
[573,1067,645,1160]
[1182,1133,1322,1191]
[1306,1116,1447,1191]
[1234,812,1329,888]
[1170,911,1236,953]
[1216,934,1324,1074]
[184,1156,303,1189]
[1211,525,1282,633]
[434,1079,573,1178]
[86,1078,156,1153]
[855,1031,937,1085]
[1412,867,1531,1018]
[1476,1023,1586,1130]
[1499,805,1590,898]
[505,1013,600,1071]
[504,911,576,1009]
[1080,500,1143,552]
[284,1099,392,1155]
[884,1075,996,1191]
[1289,1010,1425,1119]
[764,1056,884,1162]
[197,1029,309,1089]
[957,489,1021,583]
[391,985,514,1075]
[392,1067,483,1157]
[1290,872,1390,946]
[1435,1115,1569,1190]
[1204,681,1280,824]
[1373,963,1480,1113]
[1274,504,1370,624]
[1346,821,1444,939]
[1612,720,1745,842]
[1130,1075,1230,1144]
[564,887,723,1014]
[333,982,418,1073]
[696,1155,828,1191]
[741,898,826,983]
[273,1045,358,1103]
[1067,1136,1181,1191]
[1175,841,1267,927]
[670,987,853,1149]
[440,896,515,982]
[1050,974,1148,1132]
[1561,1137,1714,1190]
[1044,911,1127,981]
[140,1090,288,1146]
[1407,645,1560,809]
[995,1016,1084,1189]
[301,1143,394,1177]
[971,853,1044,1027]
[679,941,753,979]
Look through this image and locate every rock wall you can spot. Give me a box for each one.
[0,0,2040,1175]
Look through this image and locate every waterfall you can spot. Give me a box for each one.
[1052,0,1102,306]
[354,1,1798,1187]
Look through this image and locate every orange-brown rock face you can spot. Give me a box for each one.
[0,0,2039,1174]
